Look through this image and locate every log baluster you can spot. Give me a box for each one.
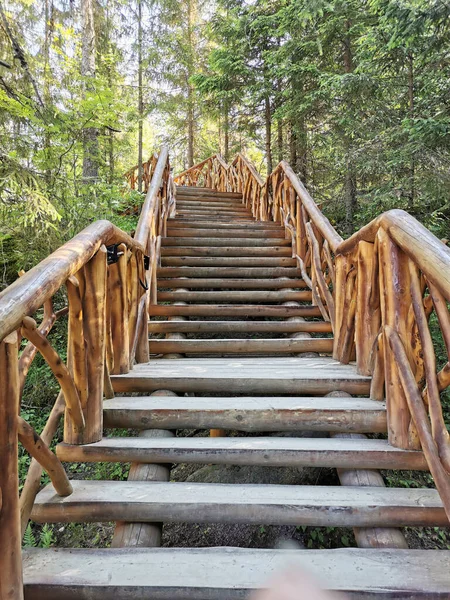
[355,241,380,376]
[21,316,85,434]
[109,243,130,374]
[378,229,419,450]
[64,246,107,445]
[0,332,23,600]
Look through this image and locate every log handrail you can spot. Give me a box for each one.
[0,145,173,571]
[175,151,450,519]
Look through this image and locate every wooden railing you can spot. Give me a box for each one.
[174,153,450,520]
[124,154,159,193]
[0,146,173,595]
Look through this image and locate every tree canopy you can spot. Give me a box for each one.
[1,0,449,286]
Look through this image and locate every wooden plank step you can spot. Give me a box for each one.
[160,246,292,257]
[148,320,332,334]
[56,436,426,470]
[156,290,312,302]
[148,304,322,318]
[166,228,286,238]
[149,338,332,355]
[103,395,385,432]
[111,356,370,395]
[31,480,445,527]
[22,547,450,599]
[176,197,244,204]
[176,202,248,211]
[157,278,307,289]
[161,257,297,267]
[162,237,290,247]
[175,211,254,219]
[176,211,252,218]
[167,220,283,229]
[157,266,301,278]
[176,189,243,199]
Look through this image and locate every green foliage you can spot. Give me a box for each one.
[23,523,55,549]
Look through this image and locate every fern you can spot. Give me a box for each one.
[39,524,55,549]
[23,523,36,548]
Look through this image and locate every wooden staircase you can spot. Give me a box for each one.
[24,183,450,598]
[1,149,450,599]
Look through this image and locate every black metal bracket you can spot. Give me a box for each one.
[106,244,124,265]
[144,255,150,270]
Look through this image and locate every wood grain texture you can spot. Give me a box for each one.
[166,228,285,238]
[23,547,450,598]
[160,246,293,257]
[148,305,322,318]
[162,237,290,247]
[148,320,332,334]
[111,429,174,548]
[111,356,370,395]
[32,480,445,527]
[0,333,23,600]
[156,290,312,303]
[157,266,301,278]
[149,338,333,355]
[161,256,297,267]
[21,316,84,434]
[56,436,427,470]
[103,395,387,432]
[18,417,72,497]
[64,246,107,444]
[157,278,307,289]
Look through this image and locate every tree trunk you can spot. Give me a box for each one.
[289,122,297,169]
[224,100,230,163]
[277,118,283,163]
[81,0,99,182]
[407,52,415,211]
[264,95,272,174]
[109,129,114,184]
[43,0,53,185]
[137,0,143,192]
[186,0,195,168]
[343,20,356,235]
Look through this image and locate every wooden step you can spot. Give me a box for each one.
[175,210,252,218]
[111,356,370,395]
[148,304,322,317]
[149,338,332,355]
[31,480,444,527]
[157,266,301,278]
[167,220,283,229]
[176,203,248,212]
[166,228,286,238]
[148,320,332,334]
[161,257,297,267]
[156,290,312,302]
[162,237,290,247]
[175,212,254,219]
[56,436,426,470]
[103,395,385,432]
[157,278,307,289]
[160,246,292,257]
[177,189,242,199]
[22,547,450,599]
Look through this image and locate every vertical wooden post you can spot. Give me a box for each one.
[355,241,380,376]
[64,246,107,444]
[109,244,129,374]
[128,251,139,362]
[332,254,351,360]
[378,229,419,450]
[66,274,88,407]
[0,332,24,600]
